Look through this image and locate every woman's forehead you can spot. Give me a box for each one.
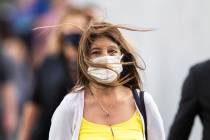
[90,36,119,49]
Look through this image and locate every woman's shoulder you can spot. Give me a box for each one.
[51,90,84,123]
[143,91,154,103]
[51,89,84,118]
[135,89,154,104]
[141,91,159,110]
[141,91,165,139]
[49,90,84,140]
[134,89,160,113]
[60,90,84,109]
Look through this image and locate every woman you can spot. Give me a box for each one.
[49,22,165,140]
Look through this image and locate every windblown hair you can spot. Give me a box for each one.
[73,22,152,91]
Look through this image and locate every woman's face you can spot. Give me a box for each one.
[89,36,121,59]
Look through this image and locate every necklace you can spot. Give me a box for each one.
[87,86,115,139]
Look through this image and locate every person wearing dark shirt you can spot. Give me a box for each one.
[30,53,75,140]
[18,6,94,140]
[168,59,210,140]
[0,51,18,140]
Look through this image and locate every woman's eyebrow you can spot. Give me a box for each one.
[109,44,120,50]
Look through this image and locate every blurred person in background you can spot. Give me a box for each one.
[18,6,94,140]
[0,50,18,140]
[0,17,18,140]
[168,59,210,140]
[2,37,34,114]
[1,0,38,54]
[31,0,71,67]
[0,0,69,67]
[0,15,34,140]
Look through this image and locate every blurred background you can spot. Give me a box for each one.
[1,0,209,140]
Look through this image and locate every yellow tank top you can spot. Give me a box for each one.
[78,111,144,140]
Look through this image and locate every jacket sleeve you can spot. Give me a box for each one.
[48,95,73,140]
[144,92,165,140]
[168,68,199,140]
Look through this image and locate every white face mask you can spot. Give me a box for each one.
[87,55,123,84]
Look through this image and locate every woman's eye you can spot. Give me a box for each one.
[90,51,100,57]
[109,50,118,55]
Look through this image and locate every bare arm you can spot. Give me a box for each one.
[2,82,18,135]
[18,102,39,140]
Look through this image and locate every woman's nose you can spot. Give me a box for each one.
[101,50,109,57]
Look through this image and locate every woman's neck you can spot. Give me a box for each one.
[88,82,130,100]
